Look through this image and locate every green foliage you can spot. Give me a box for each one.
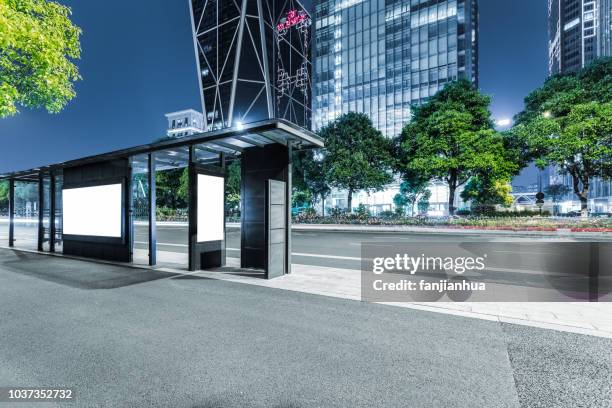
[226,161,241,196]
[0,0,82,117]
[292,189,312,207]
[544,183,571,203]
[515,57,612,125]
[355,203,370,218]
[0,180,8,208]
[397,80,517,215]
[293,149,330,212]
[300,150,330,212]
[319,112,393,212]
[514,59,612,215]
[156,168,187,209]
[226,192,240,217]
[393,177,430,216]
[461,176,514,214]
[417,194,431,214]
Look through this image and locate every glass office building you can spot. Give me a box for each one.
[313,0,479,137]
[548,0,612,75]
[547,0,612,213]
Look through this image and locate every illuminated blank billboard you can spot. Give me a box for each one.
[63,183,123,238]
[197,174,224,242]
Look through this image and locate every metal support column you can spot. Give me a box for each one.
[188,145,196,271]
[286,142,292,274]
[37,175,44,251]
[8,178,14,247]
[49,173,56,252]
[148,153,157,266]
[219,152,226,169]
[127,159,134,263]
[227,0,248,127]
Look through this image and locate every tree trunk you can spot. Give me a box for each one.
[447,170,458,216]
[321,196,325,217]
[571,171,589,218]
[448,185,456,216]
[580,176,590,218]
[347,189,353,213]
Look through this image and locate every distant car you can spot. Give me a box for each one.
[590,212,611,218]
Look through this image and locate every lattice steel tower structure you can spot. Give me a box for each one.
[189,0,312,131]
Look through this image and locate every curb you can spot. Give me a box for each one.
[225,223,611,238]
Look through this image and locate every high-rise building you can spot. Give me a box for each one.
[313,0,479,137]
[547,0,612,213]
[548,0,612,75]
[188,0,312,131]
[311,0,478,214]
[165,109,204,138]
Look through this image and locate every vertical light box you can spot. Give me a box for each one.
[63,183,123,238]
[197,174,224,242]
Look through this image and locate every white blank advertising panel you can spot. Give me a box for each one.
[63,183,123,238]
[197,174,224,242]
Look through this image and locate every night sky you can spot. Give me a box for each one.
[0,0,548,180]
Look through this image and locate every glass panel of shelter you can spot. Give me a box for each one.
[14,178,39,251]
[153,146,190,269]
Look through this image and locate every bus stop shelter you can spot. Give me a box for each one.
[0,119,323,279]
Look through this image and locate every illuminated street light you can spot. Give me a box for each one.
[496,118,512,127]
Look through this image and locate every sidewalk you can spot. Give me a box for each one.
[3,245,611,339]
[198,258,612,339]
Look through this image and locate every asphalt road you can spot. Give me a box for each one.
[1,249,611,407]
[3,222,612,272]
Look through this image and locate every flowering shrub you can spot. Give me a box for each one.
[292,213,612,231]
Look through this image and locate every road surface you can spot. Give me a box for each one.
[2,222,611,271]
[0,249,610,407]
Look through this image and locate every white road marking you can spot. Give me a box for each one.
[135,241,188,248]
[226,247,361,261]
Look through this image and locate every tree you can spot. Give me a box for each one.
[545,183,571,203]
[545,183,571,215]
[224,161,241,217]
[460,175,513,214]
[417,191,431,215]
[294,149,331,215]
[515,59,612,216]
[393,177,430,216]
[0,180,8,209]
[319,112,393,213]
[398,80,517,215]
[156,168,187,209]
[226,161,241,197]
[1,0,82,117]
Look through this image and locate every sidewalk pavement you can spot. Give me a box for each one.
[197,258,612,339]
[3,245,612,339]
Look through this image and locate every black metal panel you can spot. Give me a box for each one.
[37,175,44,251]
[241,144,289,271]
[62,159,131,263]
[49,174,56,252]
[8,178,14,247]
